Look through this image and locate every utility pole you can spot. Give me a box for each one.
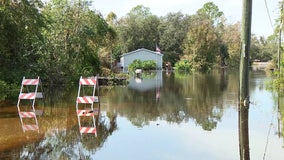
[239,0,252,106]
[239,1,252,160]
[278,3,283,72]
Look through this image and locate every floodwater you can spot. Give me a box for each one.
[0,68,284,160]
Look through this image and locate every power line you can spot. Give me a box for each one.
[262,106,277,160]
[264,0,274,29]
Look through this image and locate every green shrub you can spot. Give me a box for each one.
[142,60,156,70]
[175,60,192,72]
[129,60,156,72]
[129,60,143,72]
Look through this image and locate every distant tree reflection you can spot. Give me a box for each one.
[106,70,239,131]
[16,110,117,159]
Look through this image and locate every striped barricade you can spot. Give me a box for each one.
[80,78,97,85]
[22,79,39,85]
[19,93,36,99]
[76,76,99,136]
[22,124,39,132]
[19,112,36,118]
[77,96,95,104]
[80,127,97,134]
[16,76,43,133]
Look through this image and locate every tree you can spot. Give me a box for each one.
[180,2,226,72]
[106,11,117,26]
[182,2,224,72]
[0,0,46,83]
[158,12,191,66]
[250,35,277,62]
[39,0,113,84]
[222,22,241,67]
[183,14,219,72]
[196,2,224,25]
[116,5,160,52]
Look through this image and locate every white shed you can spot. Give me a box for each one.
[120,48,163,72]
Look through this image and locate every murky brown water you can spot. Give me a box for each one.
[0,69,283,160]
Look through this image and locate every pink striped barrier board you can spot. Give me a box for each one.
[22,79,39,85]
[77,96,95,104]
[23,124,39,131]
[20,112,36,118]
[80,78,96,85]
[19,93,36,99]
[80,127,96,134]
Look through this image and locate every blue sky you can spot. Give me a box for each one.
[92,0,280,37]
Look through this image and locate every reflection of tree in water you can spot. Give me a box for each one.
[3,85,118,159]
[17,111,117,159]
[106,70,236,131]
[110,87,160,128]
[43,85,77,107]
[169,72,225,131]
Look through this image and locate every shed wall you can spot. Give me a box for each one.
[121,49,163,72]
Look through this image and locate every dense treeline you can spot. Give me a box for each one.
[271,1,284,95]
[0,0,279,98]
[1,0,116,85]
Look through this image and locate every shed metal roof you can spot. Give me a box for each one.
[121,48,163,57]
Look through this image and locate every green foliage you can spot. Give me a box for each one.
[272,55,284,95]
[128,5,152,17]
[196,2,224,24]
[250,35,277,62]
[116,5,160,52]
[174,60,192,72]
[265,2,284,95]
[181,2,227,72]
[0,0,278,100]
[0,0,46,84]
[142,60,156,70]
[128,59,157,72]
[219,44,229,66]
[183,14,219,72]
[0,80,8,100]
[221,22,241,67]
[158,12,190,65]
[37,0,113,84]
[0,0,115,87]
[128,60,143,71]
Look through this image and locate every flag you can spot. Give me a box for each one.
[156,45,161,53]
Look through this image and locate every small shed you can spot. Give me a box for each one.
[120,48,163,72]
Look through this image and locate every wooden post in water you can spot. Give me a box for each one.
[239,0,252,106]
